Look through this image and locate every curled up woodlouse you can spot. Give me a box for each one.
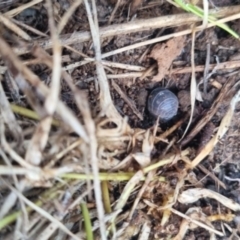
[147,87,179,122]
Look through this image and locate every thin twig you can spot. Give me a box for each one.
[58,0,83,34]
[0,13,31,41]
[112,80,143,120]
[12,6,240,55]
[178,27,197,142]
[1,179,81,240]
[12,18,48,37]
[170,207,224,236]
[4,0,43,17]
[83,0,121,120]
[203,42,211,94]
[101,13,240,59]
[83,0,110,238]
[108,0,121,24]
[0,37,89,142]
[171,59,240,74]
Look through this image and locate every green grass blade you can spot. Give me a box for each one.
[174,0,239,39]
[80,203,94,240]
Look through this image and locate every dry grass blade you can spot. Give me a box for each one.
[114,170,144,212]
[0,120,38,170]
[12,5,240,56]
[36,222,61,240]
[128,171,153,220]
[25,0,62,167]
[0,176,25,220]
[108,0,121,24]
[155,117,186,144]
[0,37,89,142]
[197,164,226,189]
[24,116,51,166]
[58,57,240,81]
[181,78,233,147]
[11,18,48,37]
[171,207,224,237]
[138,222,151,240]
[30,30,113,239]
[67,76,106,239]
[1,0,240,238]
[0,147,27,221]
[171,60,240,75]
[112,80,143,120]
[84,0,122,121]
[179,28,197,142]
[173,207,218,239]
[58,0,83,34]
[202,0,209,30]
[83,0,112,238]
[0,166,40,175]
[178,188,240,211]
[0,13,31,41]
[136,130,154,167]
[190,86,240,168]
[4,0,43,17]
[129,126,158,219]
[0,81,22,143]
[45,0,62,115]
[64,59,145,72]
[203,42,211,94]
[1,179,81,240]
[104,12,240,58]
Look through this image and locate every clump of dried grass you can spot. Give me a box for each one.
[1,0,240,239]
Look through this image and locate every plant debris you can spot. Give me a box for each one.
[1,0,240,239]
[150,36,186,81]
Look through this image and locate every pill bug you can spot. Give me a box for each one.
[147,88,179,121]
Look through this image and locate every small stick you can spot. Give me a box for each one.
[12,18,48,37]
[112,80,143,120]
[12,6,240,55]
[0,13,31,41]
[203,42,211,94]
[170,207,224,236]
[172,58,240,75]
[4,0,43,17]
[180,78,233,147]
[108,0,121,24]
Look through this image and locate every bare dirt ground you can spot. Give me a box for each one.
[1,0,240,239]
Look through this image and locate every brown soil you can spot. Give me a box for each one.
[1,0,240,239]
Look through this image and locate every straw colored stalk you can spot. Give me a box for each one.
[12,5,240,56]
[0,37,89,142]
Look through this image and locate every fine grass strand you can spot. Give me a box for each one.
[178,28,197,142]
[0,182,65,231]
[173,0,239,38]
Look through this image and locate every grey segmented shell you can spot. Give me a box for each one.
[147,88,179,121]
